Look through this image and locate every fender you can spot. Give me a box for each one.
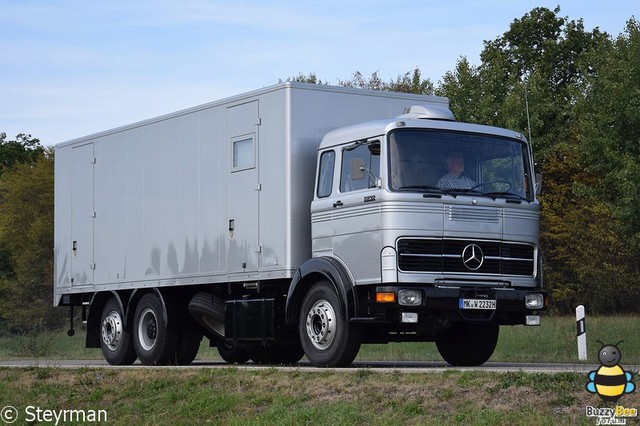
[126,288,169,329]
[285,256,358,325]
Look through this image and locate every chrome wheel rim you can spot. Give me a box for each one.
[101,310,123,352]
[305,299,336,350]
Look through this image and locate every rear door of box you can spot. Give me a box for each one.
[70,142,95,286]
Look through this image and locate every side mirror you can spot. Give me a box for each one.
[535,173,542,196]
[350,158,365,181]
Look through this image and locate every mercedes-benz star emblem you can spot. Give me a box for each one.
[462,244,484,270]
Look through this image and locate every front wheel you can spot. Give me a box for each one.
[436,322,499,366]
[174,330,203,365]
[298,281,361,367]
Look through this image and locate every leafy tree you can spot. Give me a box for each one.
[575,18,640,237]
[0,132,44,176]
[281,72,328,85]
[435,7,638,313]
[0,146,63,332]
[337,68,434,94]
[437,58,482,123]
[450,7,608,158]
[338,70,385,90]
[0,133,47,302]
[385,68,434,94]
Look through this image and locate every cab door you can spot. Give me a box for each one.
[311,150,337,258]
[330,141,382,284]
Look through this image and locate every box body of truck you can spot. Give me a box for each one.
[55,83,444,300]
[54,82,545,367]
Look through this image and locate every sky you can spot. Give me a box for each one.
[0,1,637,145]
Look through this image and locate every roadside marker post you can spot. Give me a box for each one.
[576,305,587,361]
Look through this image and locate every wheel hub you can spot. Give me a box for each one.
[305,299,336,350]
[101,311,123,351]
[137,308,158,351]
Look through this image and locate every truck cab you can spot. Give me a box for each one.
[298,105,545,366]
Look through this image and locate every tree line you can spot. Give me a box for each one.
[1,7,638,333]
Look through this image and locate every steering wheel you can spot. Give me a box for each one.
[471,181,512,192]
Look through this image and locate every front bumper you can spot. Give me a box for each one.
[358,285,546,326]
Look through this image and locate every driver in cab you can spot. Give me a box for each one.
[437,152,476,189]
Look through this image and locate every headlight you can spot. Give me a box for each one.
[525,294,544,309]
[398,289,422,306]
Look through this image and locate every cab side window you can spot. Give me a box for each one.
[340,142,380,193]
[317,150,335,198]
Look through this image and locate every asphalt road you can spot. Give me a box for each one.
[0,359,623,374]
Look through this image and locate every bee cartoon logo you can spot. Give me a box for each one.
[586,341,636,402]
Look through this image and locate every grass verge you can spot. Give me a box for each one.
[1,367,637,425]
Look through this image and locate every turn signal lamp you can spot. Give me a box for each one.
[376,292,396,303]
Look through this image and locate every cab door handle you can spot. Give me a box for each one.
[332,201,343,208]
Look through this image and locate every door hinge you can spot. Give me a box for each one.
[90,263,96,270]
[255,184,262,191]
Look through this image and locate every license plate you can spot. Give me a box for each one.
[459,298,496,310]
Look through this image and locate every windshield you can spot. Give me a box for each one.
[389,129,534,201]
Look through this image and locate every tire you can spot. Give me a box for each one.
[436,322,499,366]
[174,330,203,366]
[217,341,250,364]
[133,293,178,366]
[99,297,137,365]
[298,281,361,367]
[279,344,305,364]
[188,292,226,338]
[248,344,305,365]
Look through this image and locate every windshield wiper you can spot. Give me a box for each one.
[484,192,529,203]
[443,188,494,199]
[397,185,445,198]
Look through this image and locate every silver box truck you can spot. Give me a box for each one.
[54,82,546,367]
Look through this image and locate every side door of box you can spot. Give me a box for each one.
[226,101,261,274]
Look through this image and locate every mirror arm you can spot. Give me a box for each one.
[360,166,381,189]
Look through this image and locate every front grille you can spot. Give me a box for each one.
[397,238,534,276]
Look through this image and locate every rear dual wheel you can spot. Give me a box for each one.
[99,297,137,365]
[99,293,201,366]
[133,293,178,365]
[133,293,202,366]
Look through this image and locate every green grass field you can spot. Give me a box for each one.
[1,315,638,364]
[0,316,639,425]
[0,366,638,425]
